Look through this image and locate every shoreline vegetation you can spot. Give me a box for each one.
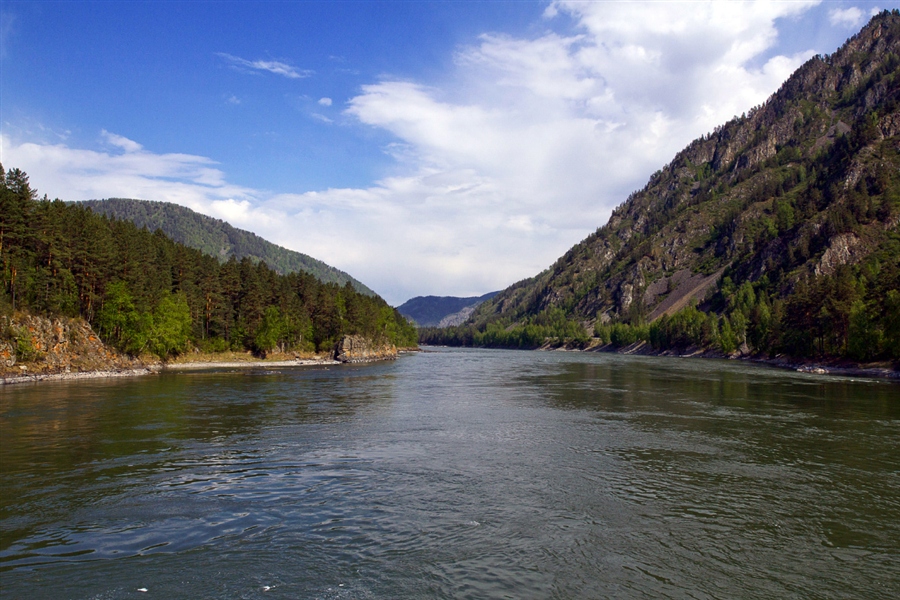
[1,347,422,386]
[536,340,899,381]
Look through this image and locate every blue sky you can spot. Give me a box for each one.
[1,1,894,304]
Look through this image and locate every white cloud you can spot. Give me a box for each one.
[0,133,256,213]
[334,0,823,296]
[4,1,834,304]
[217,52,312,79]
[829,6,865,27]
[101,130,142,153]
[318,97,333,106]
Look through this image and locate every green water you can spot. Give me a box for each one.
[1,349,898,598]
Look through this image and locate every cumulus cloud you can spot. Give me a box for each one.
[0,133,256,214]
[217,52,312,79]
[101,130,142,153]
[318,97,333,106]
[4,2,833,304]
[829,7,865,27]
[334,0,823,297]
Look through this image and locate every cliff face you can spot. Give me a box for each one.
[1,313,148,378]
[332,335,398,363]
[474,11,900,327]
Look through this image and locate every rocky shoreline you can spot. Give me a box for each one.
[1,312,414,386]
[1,366,163,385]
[1,354,390,386]
[539,340,900,381]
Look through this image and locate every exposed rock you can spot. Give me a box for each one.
[814,233,864,276]
[1,313,151,378]
[438,304,479,328]
[646,269,725,322]
[333,335,398,363]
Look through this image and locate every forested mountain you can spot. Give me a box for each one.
[1,170,417,359]
[80,198,376,296]
[423,11,900,363]
[397,292,498,327]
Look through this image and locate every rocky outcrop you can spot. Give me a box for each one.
[814,233,865,276]
[1,313,150,378]
[332,335,398,363]
[438,304,479,328]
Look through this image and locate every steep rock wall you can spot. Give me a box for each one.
[332,335,398,363]
[1,313,147,377]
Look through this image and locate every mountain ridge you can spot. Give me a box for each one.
[397,292,499,327]
[80,198,377,296]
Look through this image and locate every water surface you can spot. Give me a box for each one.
[2,349,898,598]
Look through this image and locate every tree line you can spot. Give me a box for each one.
[423,252,900,363]
[1,165,417,359]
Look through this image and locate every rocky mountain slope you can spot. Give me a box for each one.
[81,198,376,296]
[440,11,900,362]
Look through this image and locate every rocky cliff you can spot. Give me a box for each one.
[332,335,398,363]
[1,313,150,379]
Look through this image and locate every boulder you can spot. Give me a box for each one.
[332,335,398,363]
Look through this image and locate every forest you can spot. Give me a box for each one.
[0,165,417,359]
[80,198,376,295]
[420,245,900,362]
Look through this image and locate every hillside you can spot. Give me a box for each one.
[80,198,376,296]
[397,292,498,327]
[425,11,900,363]
[1,171,417,368]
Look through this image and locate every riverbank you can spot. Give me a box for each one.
[539,339,900,381]
[1,311,417,385]
[1,347,423,386]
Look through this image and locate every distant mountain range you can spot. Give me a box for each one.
[424,11,900,363]
[397,292,499,327]
[80,198,376,296]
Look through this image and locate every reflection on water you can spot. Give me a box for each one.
[1,350,898,599]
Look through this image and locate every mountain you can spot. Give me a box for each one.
[397,292,499,327]
[424,11,900,363]
[80,198,376,296]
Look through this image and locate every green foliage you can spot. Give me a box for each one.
[420,307,589,349]
[96,281,148,355]
[594,322,649,347]
[13,328,39,363]
[148,292,192,359]
[648,304,709,349]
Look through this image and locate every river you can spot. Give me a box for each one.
[1,348,898,598]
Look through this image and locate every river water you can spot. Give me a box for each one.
[1,348,898,599]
